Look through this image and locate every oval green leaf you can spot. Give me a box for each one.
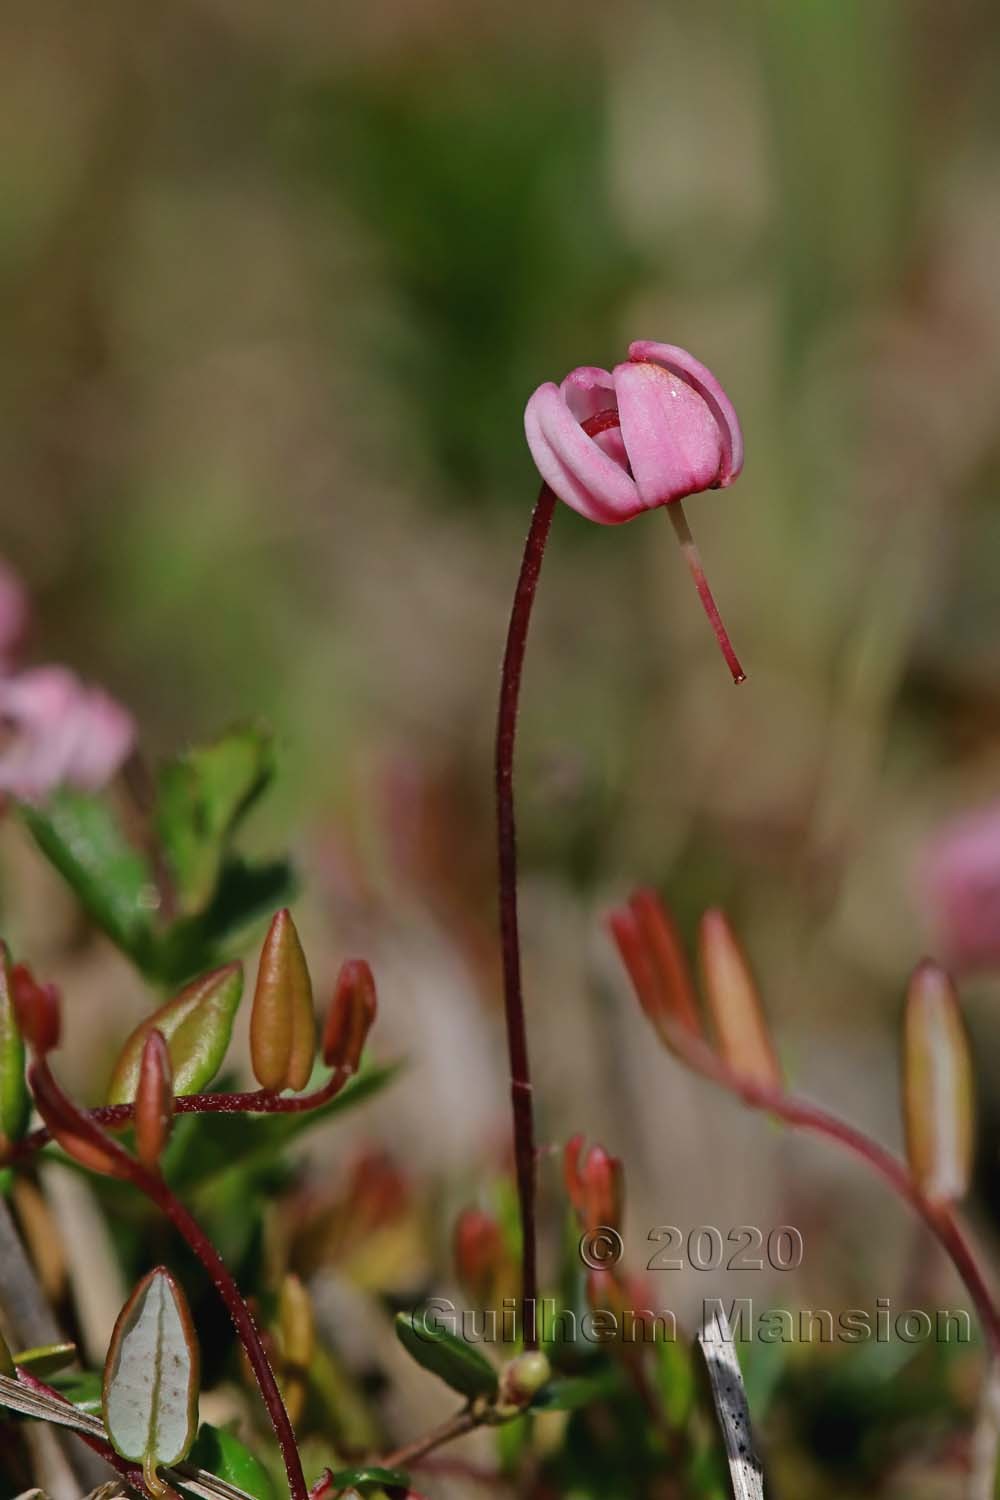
[107,963,243,1105]
[331,1467,410,1492]
[103,1266,200,1490]
[188,1423,277,1500]
[13,1342,77,1378]
[394,1310,498,1400]
[0,944,29,1147]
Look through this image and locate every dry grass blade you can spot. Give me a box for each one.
[697,1308,765,1500]
[0,1373,256,1500]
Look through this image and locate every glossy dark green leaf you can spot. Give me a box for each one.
[330,1466,410,1491]
[394,1310,498,1400]
[188,1423,277,1500]
[0,943,28,1146]
[21,792,156,968]
[106,963,243,1104]
[13,1343,77,1378]
[157,727,274,917]
[48,1368,103,1415]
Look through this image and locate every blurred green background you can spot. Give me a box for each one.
[5,3,1000,1490]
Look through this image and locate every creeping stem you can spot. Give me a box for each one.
[27,1061,309,1500]
[495,410,621,1349]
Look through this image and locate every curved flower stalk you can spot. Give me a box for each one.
[608,888,1000,1356]
[498,343,744,1348]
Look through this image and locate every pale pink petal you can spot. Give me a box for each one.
[560,366,617,423]
[612,360,724,509]
[628,340,744,484]
[0,666,134,802]
[524,382,640,525]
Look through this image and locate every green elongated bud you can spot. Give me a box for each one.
[0,944,29,1149]
[698,909,782,1091]
[250,909,316,1092]
[103,1266,200,1497]
[106,962,243,1105]
[903,960,974,1206]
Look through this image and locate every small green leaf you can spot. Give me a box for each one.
[13,1343,77,1378]
[394,1310,498,1400]
[188,1423,276,1500]
[48,1368,103,1415]
[330,1467,410,1491]
[0,944,29,1146]
[106,963,243,1104]
[21,792,156,967]
[157,727,274,917]
[103,1266,200,1490]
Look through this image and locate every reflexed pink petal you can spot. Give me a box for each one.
[613,360,725,509]
[628,340,743,484]
[524,382,640,524]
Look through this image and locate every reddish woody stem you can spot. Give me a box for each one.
[5,1068,348,1165]
[495,408,622,1349]
[27,1061,309,1500]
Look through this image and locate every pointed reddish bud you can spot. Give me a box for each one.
[29,1063,126,1178]
[453,1208,504,1304]
[903,960,974,1206]
[581,1144,624,1234]
[698,910,781,1091]
[134,1030,174,1173]
[321,959,377,1072]
[10,964,60,1055]
[250,909,316,1092]
[563,1133,586,1215]
[628,890,702,1040]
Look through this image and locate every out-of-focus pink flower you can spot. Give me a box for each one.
[0,559,29,671]
[921,804,1000,972]
[524,340,742,525]
[0,665,135,803]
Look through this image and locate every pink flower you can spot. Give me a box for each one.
[0,665,135,803]
[0,558,29,672]
[524,341,746,681]
[921,804,1000,972]
[524,340,742,525]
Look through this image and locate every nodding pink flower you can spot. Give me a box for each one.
[920,803,1000,973]
[0,559,29,672]
[0,665,135,803]
[524,340,746,681]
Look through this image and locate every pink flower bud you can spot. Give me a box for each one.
[10,964,61,1055]
[321,958,377,1073]
[0,666,135,803]
[524,341,742,526]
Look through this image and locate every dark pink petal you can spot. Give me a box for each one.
[613,360,725,509]
[628,340,743,483]
[524,382,640,524]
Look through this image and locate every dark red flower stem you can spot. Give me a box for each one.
[5,1068,349,1164]
[495,410,621,1349]
[27,1060,309,1500]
